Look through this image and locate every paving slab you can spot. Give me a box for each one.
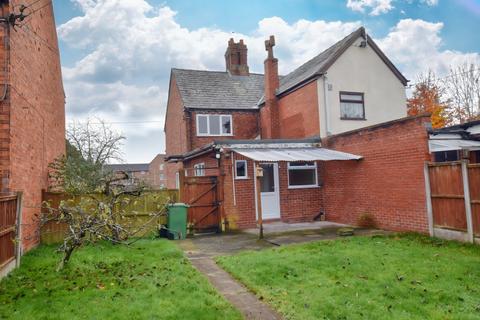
[188,256,282,320]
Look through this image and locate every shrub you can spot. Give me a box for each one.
[357,213,377,228]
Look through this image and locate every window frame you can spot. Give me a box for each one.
[235,160,248,180]
[339,91,365,120]
[193,162,206,177]
[287,161,318,189]
[196,114,233,137]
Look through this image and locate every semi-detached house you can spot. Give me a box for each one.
[164,27,432,233]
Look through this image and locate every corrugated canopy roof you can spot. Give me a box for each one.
[428,139,480,152]
[232,147,362,162]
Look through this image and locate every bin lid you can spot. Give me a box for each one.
[168,202,190,207]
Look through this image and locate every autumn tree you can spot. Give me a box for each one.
[407,70,448,128]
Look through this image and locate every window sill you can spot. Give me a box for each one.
[287,185,320,190]
[197,134,234,137]
[340,117,367,121]
[235,177,249,180]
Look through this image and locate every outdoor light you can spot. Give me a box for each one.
[215,153,221,159]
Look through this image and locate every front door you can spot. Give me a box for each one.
[259,163,281,220]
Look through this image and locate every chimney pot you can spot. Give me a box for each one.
[224,38,249,76]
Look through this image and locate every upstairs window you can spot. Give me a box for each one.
[196,114,232,136]
[340,92,365,120]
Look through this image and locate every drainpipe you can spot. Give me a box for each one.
[322,74,331,137]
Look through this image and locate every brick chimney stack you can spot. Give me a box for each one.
[225,38,249,76]
[261,35,280,139]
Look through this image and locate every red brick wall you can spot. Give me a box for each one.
[277,81,319,139]
[1,2,66,250]
[148,154,167,189]
[165,75,188,189]
[189,110,259,149]
[322,116,431,233]
[221,153,257,229]
[278,161,323,223]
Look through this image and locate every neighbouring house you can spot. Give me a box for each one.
[165,27,433,233]
[0,0,65,268]
[428,120,480,163]
[105,154,168,189]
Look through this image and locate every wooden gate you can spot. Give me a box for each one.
[180,169,222,233]
[0,195,19,271]
[424,161,480,242]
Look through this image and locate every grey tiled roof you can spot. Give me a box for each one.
[172,69,264,110]
[104,163,149,172]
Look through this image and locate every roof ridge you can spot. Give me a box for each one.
[172,67,264,76]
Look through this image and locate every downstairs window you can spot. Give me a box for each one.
[288,162,318,188]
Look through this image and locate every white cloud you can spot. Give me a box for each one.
[59,0,360,162]
[377,19,480,80]
[421,0,439,6]
[59,1,479,162]
[346,0,394,16]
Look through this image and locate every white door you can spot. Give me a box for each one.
[259,163,280,220]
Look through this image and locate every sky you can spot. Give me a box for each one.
[52,0,480,164]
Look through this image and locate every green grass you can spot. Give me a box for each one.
[217,234,480,320]
[0,239,241,320]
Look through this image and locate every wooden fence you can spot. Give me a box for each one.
[424,161,480,243]
[41,190,178,244]
[0,194,20,277]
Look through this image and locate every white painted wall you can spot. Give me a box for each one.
[318,37,407,137]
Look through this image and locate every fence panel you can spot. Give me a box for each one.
[0,195,18,269]
[41,190,178,244]
[469,164,480,236]
[428,162,467,231]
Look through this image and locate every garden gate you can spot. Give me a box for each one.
[180,168,223,233]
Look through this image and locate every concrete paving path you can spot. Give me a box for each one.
[189,256,282,320]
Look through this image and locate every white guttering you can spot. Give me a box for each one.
[322,74,331,136]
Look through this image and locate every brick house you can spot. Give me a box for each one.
[105,154,168,189]
[0,1,65,252]
[165,27,432,233]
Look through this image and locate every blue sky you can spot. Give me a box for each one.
[52,0,480,163]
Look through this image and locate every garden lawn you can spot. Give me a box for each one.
[217,234,480,320]
[0,239,241,320]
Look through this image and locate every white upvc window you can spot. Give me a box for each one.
[196,114,233,136]
[340,91,365,120]
[235,160,248,179]
[287,162,318,189]
[194,163,206,176]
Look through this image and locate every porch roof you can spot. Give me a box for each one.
[428,139,480,152]
[231,147,362,162]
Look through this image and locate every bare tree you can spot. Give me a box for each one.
[443,63,480,123]
[67,118,125,165]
